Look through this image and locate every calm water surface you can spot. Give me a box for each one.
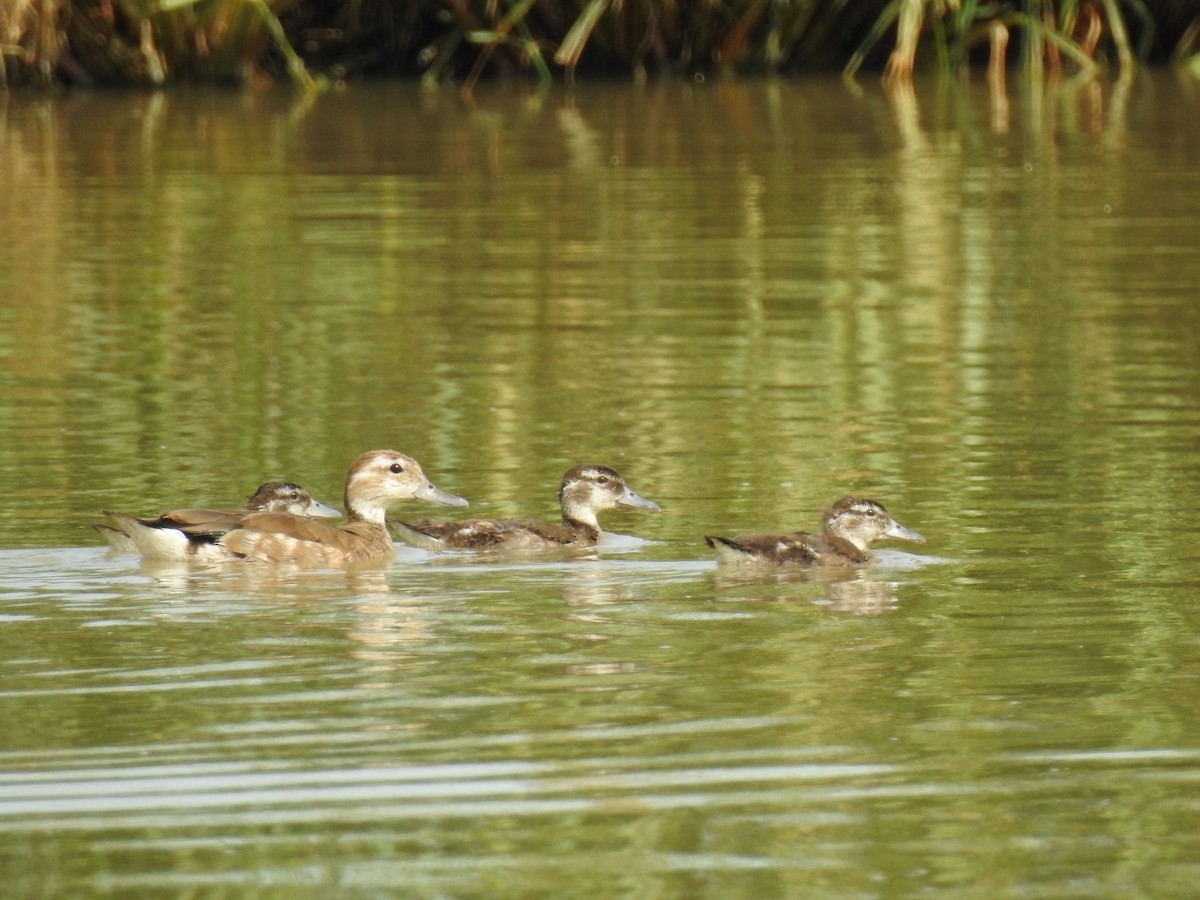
[1,73,1200,896]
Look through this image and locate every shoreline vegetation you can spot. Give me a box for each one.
[1,2,1199,92]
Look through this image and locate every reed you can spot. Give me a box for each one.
[2,0,315,88]
[1,1,1197,89]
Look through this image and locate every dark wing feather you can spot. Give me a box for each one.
[156,508,254,535]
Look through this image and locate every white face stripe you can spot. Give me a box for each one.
[576,466,614,481]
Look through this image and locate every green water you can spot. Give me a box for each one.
[1,74,1200,896]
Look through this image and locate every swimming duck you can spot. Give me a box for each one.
[705,496,925,566]
[102,450,467,565]
[390,464,660,551]
[95,481,340,554]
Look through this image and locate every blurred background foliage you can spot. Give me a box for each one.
[1,1,1199,89]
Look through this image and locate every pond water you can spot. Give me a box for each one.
[2,72,1200,896]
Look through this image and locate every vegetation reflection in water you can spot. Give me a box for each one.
[2,75,1197,559]
[1,75,1200,895]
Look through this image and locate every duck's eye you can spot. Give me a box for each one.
[863,509,875,517]
[596,476,609,484]
[290,491,300,500]
[389,463,404,474]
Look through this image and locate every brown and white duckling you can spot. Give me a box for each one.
[96,481,340,556]
[705,496,925,566]
[391,464,660,551]
[103,450,467,565]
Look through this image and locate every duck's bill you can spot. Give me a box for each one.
[309,499,343,518]
[618,487,661,511]
[415,481,470,508]
[884,520,925,543]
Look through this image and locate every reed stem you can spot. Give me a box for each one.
[0,1,1194,89]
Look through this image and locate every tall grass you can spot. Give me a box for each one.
[2,1,1198,89]
[2,0,313,88]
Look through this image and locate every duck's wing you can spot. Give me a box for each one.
[496,518,585,546]
[219,514,390,564]
[390,517,504,548]
[704,531,825,565]
[391,517,585,549]
[153,507,254,535]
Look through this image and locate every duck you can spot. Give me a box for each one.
[95,481,341,555]
[390,464,660,551]
[705,496,925,566]
[101,450,467,565]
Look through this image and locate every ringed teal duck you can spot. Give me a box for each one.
[391,464,659,550]
[103,450,467,565]
[705,496,925,566]
[96,481,340,557]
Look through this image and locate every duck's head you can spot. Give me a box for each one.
[343,450,469,523]
[823,496,925,552]
[558,464,660,529]
[246,482,341,518]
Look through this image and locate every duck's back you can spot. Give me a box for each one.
[393,516,590,550]
[705,531,868,566]
[220,515,392,564]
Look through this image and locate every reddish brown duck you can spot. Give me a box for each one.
[96,481,339,558]
[102,450,466,565]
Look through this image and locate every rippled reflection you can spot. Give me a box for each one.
[3,73,1200,895]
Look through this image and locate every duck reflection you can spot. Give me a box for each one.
[560,563,632,610]
[347,592,436,667]
[712,565,906,615]
[133,555,395,597]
